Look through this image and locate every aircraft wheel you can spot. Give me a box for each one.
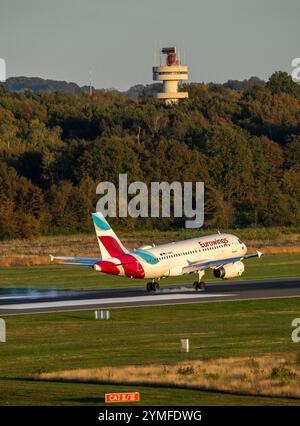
[147,282,159,292]
[193,281,200,291]
[153,282,159,291]
[193,281,206,291]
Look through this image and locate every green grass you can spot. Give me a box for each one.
[2,380,300,406]
[1,298,300,405]
[0,253,299,291]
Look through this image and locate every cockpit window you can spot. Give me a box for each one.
[238,239,243,245]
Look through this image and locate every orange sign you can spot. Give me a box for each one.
[105,392,140,403]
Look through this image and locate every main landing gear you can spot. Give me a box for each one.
[146,280,160,292]
[193,271,206,291]
[193,281,206,291]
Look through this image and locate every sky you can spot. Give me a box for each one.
[0,0,299,90]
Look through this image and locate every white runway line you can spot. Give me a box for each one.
[0,293,234,310]
[0,295,50,300]
[0,296,32,300]
[159,286,195,293]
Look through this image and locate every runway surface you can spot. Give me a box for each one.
[0,277,300,315]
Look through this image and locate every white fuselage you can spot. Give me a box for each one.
[133,233,247,279]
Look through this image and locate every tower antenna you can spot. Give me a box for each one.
[182,40,186,65]
[152,45,189,104]
[89,69,92,96]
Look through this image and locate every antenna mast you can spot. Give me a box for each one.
[89,69,92,96]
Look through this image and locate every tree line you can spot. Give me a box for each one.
[0,71,300,238]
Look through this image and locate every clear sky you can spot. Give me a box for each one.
[0,0,299,90]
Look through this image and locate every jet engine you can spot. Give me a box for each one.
[213,261,245,279]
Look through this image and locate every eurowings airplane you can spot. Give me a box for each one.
[50,212,263,292]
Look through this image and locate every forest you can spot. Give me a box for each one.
[0,71,300,238]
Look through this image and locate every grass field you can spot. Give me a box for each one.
[1,253,300,405]
[0,226,299,256]
[0,227,299,266]
[1,298,300,405]
[0,253,299,291]
[38,353,300,399]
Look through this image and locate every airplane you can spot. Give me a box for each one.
[50,212,263,292]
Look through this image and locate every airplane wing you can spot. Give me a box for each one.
[182,251,263,274]
[49,255,100,267]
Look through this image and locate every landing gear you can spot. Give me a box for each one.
[193,271,206,291]
[146,281,159,292]
[193,281,206,291]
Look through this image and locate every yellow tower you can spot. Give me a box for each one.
[153,47,188,104]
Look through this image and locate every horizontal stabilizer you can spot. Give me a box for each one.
[49,255,100,267]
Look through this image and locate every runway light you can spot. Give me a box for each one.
[95,309,110,320]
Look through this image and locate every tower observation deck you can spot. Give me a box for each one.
[153,47,188,104]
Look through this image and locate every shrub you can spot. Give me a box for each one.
[177,366,195,376]
[270,366,296,380]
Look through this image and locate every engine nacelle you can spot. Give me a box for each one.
[213,261,245,279]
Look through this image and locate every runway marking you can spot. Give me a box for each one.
[0,293,234,310]
[0,295,44,300]
[0,293,71,300]
[1,294,300,316]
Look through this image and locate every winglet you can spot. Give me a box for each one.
[257,250,263,258]
[49,254,54,262]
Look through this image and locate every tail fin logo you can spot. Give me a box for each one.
[92,212,128,259]
[92,213,111,231]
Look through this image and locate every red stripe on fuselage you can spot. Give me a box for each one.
[98,236,145,278]
[98,261,120,275]
[119,254,145,279]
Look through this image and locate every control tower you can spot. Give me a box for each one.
[153,47,188,104]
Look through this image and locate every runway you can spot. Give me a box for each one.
[0,276,300,315]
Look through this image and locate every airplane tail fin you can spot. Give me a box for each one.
[91,212,128,260]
